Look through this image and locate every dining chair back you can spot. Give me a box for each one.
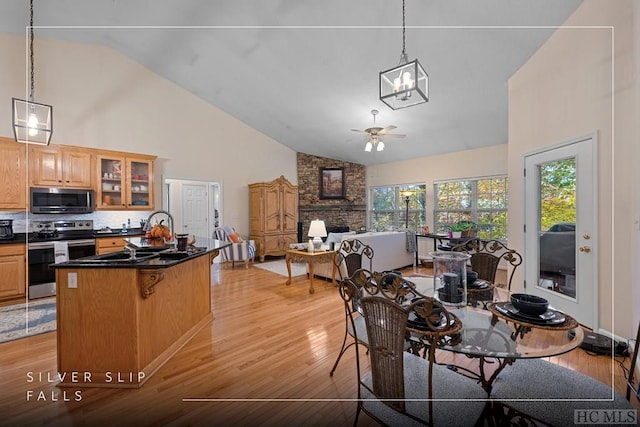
[333,239,374,282]
[360,297,408,413]
[451,239,522,303]
[329,269,427,377]
[328,240,374,376]
[627,320,640,402]
[469,252,501,284]
[355,294,487,426]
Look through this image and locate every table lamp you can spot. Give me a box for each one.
[308,219,327,250]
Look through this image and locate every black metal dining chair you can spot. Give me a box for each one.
[330,269,430,377]
[333,238,374,282]
[450,239,522,306]
[354,295,487,426]
[328,240,374,376]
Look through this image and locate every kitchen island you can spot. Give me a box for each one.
[52,237,230,388]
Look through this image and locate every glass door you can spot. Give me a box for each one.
[524,136,597,328]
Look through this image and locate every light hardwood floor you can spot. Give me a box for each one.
[0,262,637,426]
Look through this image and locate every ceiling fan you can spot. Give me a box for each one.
[351,109,405,152]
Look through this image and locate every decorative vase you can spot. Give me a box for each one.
[430,251,471,308]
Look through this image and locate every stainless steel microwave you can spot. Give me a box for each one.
[30,187,95,214]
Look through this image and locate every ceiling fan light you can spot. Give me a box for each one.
[364,141,373,152]
[377,140,385,152]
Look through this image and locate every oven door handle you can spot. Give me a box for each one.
[66,239,96,247]
[28,241,55,250]
[28,239,96,249]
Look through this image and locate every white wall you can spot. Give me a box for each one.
[367,144,508,228]
[508,0,639,339]
[0,34,297,236]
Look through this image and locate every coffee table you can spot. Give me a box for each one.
[284,249,336,294]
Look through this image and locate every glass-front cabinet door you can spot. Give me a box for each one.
[126,157,153,210]
[96,154,154,210]
[97,155,125,209]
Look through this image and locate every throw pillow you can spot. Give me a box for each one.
[229,232,241,243]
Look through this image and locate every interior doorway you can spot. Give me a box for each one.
[163,178,221,242]
[523,134,598,329]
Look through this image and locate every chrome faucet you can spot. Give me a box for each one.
[124,242,137,260]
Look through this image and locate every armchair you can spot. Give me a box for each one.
[213,226,256,269]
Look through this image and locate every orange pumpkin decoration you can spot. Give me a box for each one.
[146,219,171,241]
[149,238,165,247]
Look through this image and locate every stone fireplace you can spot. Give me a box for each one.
[297,153,366,240]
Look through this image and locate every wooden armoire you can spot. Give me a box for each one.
[249,176,299,262]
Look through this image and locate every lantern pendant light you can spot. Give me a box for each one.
[12,0,53,145]
[379,0,429,110]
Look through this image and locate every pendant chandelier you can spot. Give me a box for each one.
[12,0,53,145]
[379,0,428,110]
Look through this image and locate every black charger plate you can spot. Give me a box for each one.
[407,311,455,331]
[494,302,566,326]
[467,280,489,289]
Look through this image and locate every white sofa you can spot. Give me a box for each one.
[310,231,415,280]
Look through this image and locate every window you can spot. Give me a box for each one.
[434,176,508,240]
[369,184,426,231]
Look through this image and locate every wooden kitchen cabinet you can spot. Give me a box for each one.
[0,137,26,210]
[95,153,156,210]
[249,176,298,262]
[29,145,93,188]
[0,244,26,300]
[96,231,145,254]
[96,236,127,254]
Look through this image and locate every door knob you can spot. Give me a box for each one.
[583,233,591,240]
[579,246,591,253]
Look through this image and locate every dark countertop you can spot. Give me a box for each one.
[53,237,230,269]
[0,233,27,245]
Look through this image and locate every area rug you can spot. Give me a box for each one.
[0,298,56,344]
[253,260,307,277]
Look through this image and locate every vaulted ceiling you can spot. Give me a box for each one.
[0,0,583,165]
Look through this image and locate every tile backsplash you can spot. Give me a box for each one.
[0,211,154,233]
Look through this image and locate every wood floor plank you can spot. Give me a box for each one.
[0,262,637,426]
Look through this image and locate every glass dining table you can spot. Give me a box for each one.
[404,276,584,394]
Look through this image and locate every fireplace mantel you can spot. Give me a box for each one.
[299,204,366,212]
